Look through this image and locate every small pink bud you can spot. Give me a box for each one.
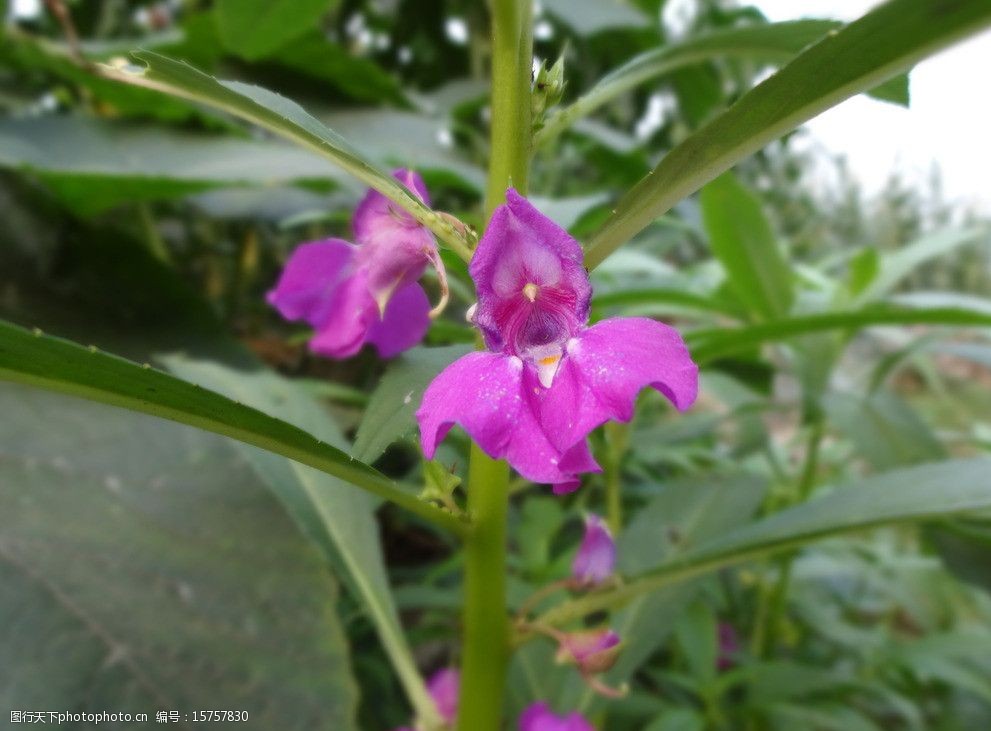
[555,628,622,674]
[571,514,616,586]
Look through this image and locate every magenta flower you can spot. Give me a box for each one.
[417,189,698,492]
[392,667,459,731]
[520,703,595,731]
[268,169,439,359]
[555,628,622,674]
[571,514,616,586]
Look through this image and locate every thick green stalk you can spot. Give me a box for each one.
[457,2,532,729]
[484,0,533,211]
[458,448,512,730]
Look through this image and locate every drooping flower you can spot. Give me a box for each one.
[417,189,698,492]
[571,514,616,586]
[520,702,595,731]
[555,628,622,675]
[268,169,439,359]
[392,667,459,731]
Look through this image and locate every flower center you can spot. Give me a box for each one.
[522,282,539,302]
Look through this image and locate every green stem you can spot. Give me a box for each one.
[458,448,511,731]
[484,0,533,212]
[456,2,532,729]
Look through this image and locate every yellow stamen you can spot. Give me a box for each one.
[538,355,560,366]
[523,283,539,302]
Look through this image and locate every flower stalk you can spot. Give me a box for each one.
[456,1,533,729]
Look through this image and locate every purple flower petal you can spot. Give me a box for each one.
[470,189,590,356]
[266,239,354,324]
[367,282,432,358]
[572,514,616,585]
[426,668,459,724]
[540,317,698,447]
[519,702,595,731]
[308,268,378,359]
[353,169,435,305]
[417,353,579,486]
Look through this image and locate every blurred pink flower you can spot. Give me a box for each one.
[520,702,595,731]
[268,169,436,359]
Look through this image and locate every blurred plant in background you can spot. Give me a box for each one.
[2,1,991,730]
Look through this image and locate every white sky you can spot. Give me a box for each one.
[758,0,991,213]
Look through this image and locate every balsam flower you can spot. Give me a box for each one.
[393,667,459,730]
[520,702,594,731]
[268,169,440,359]
[571,514,616,586]
[417,190,698,492]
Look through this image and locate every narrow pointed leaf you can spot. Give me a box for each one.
[686,306,991,363]
[700,172,794,320]
[537,19,840,145]
[583,0,991,268]
[98,51,475,260]
[0,320,467,536]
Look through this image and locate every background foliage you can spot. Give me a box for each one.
[1,0,990,729]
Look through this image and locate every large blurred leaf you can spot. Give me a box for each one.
[825,392,946,470]
[542,0,648,35]
[99,52,474,258]
[0,319,465,534]
[271,33,406,105]
[855,228,987,304]
[216,0,338,61]
[0,384,356,728]
[700,172,794,321]
[161,357,441,726]
[537,458,991,626]
[0,115,352,214]
[583,0,991,268]
[353,344,472,463]
[929,520,991,594]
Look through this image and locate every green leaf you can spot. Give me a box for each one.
[0,115,353,214]
[537,20,841,145]
[846,248,880,297]
[270,32,406,105]
[824,391,946,470]
[674,601,718,685]
[99,51,475,260]
[160,357,442,728]
[700,172,794,320]
[353,345,472,463]
[645,708,705,731]
[582,0,991,268]
[0,319,467,535]
[0,384,357,728]
[686,306,991,364]
[537,458,991,627]
[216,0,338,61]
[929,520,991,594]
[0,30,220,125]
[866,71,911,106]
[855,228,987,304]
